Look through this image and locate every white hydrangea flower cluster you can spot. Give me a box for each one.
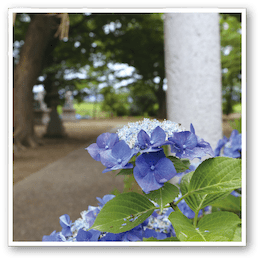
[116,118,185,148]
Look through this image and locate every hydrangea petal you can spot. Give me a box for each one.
[134,166,163,193]
[59,214,72,237]
[137,129,151,149]
[85,143,101,161]
[150,126,166,147]
[153,157,177,184]
[96,133,118,149]
[214,136,228,156]
[76,229,101,241]
[111,140,132,161]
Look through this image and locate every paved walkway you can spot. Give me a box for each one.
[13,128,125,241]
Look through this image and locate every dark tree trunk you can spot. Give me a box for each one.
[156,86,167,119]
[13,14,59,151]
[225,85,234,115]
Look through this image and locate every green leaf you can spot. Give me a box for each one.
[144,182,179,212]
[116,168,134,176]
[210,194,241,213]
[169,211,241,241]
[180,171,230,212]
[167,156,190,173]
[189,157,241,195]
[232,226,242,241]
[91,192,156,233]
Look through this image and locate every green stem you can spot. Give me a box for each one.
[174,192,191,205]
[169,202,181,212]
[193,210,199,228]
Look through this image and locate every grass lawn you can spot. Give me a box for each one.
[232,103,242,113]
[57,102,107,118]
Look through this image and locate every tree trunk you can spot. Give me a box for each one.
[156,86,167,119]
[164,13,223,149]
[13,14,59,151]
[225,85,234,115]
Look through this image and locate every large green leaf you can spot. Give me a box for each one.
[189,157,241,195]
[210,194,241,213]
[169,211,241,241]
[180,171,230,212]
[145,182,179,212]
[91,192,156,233]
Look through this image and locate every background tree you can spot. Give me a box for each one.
[13,14,65,150]
[90,13,166,118]
[220,13,242,115]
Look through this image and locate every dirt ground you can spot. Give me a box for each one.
[13,115,240,185]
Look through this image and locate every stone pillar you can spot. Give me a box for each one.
[164,13,223,150]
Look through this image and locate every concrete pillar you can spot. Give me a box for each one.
[164,13,222,150]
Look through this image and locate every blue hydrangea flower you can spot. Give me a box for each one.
[101,140,137,173]
[86,133,119,161]
[189,124,214,158]
[143,228,168,240]
[214,130,241,158]
[133,150,177,193]
[96,194,115,207]
[59,214,72,237]
[99,224,143,242]
[42,231,63,242]
[214,136,228,156]
[168,131,198,159]
[223,130,241,158]
[76,229,101,241]
[169,124,214,160]
[137,126,170,153]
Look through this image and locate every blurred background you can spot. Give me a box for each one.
[12,12,242,241]
[13,12,242,183]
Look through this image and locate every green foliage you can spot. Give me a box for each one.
[144,182,179,212]
[91,192,156,233]
[169,211,241,241]
[210,194,241,213]
[180,171,230,213]
[179,157,241,214]
[229,118,242,133]
[100,86,130,117]
[188,157,241,195]
[220,14,241,114]
[128,82,159,117]
[167,156,190,173]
